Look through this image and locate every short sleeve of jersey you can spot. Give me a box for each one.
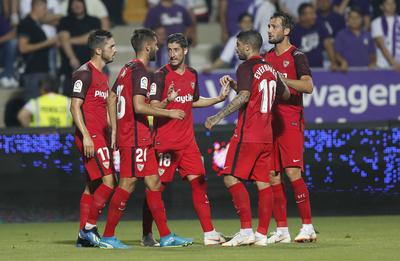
[293,51,312,78]
[150,70,166,101]
[71,70,92,99]
[236,62,253,92]
[132,66,150,97]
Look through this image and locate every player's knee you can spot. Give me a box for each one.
[285,168,302,182]
[119,177,136,193]
[256,181,270,190]
[102,174,115,189]
[269,171,281,185]
[223,175,239,188]
[145,175,162,191]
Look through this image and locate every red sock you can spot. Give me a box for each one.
[103,187,131,237]
[79,193,93,230]
[190,177,214,232]
[228,182,252,229]
[142,185,165,236]
[291,178,312,224]
[145,190,171,237]
[86,183,113,225]
[272,183,288,227]
[256,186,273,235]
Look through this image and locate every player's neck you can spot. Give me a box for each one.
[172,64,186,75]
[90,57,105,72]
[136,54,150,67]
[275,40,291,56]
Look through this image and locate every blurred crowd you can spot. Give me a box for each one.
[1,0,400,128]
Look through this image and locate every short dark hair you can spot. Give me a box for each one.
[271,12,294,34]
[348,7,363,17]
[40,76,59,93]
[88,29,113,56]
[32,0,47,7]
[236,30,263,51]
[238,12,253,23]
[298,3,314,16]
[131,28,157,53]
[167,33,188,48]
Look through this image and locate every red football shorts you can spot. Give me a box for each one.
[75,135,113,181]
[272,123,304,172]
[156,140,205,183]
[119,146,158,178]
[221,138,273,182]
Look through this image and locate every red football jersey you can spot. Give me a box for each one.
[234,55,285,143]
[150,64,200,151]
[71,61,109,136]
[112,59,152,147]
[264,46,311,125]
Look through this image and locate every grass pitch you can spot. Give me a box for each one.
[0,216,398,261]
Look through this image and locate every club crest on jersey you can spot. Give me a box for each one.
[103,161,110,169]
[137,163,144,171]
[140,77,149,90]
[73,80,83,93]
[283,60,290,67]
[158,168,165,176]
[190,81,195,89]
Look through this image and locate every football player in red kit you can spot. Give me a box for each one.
[100,28,192,249]
[264,12,316,243]
[140,33,230,246]
[205,30,290,246]
[71,30,117,248]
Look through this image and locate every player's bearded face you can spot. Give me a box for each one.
[149,39,158,61]
[235,40,247,60]
[102,38,117,64]
[268,19,285,44]
[168,42,185,67]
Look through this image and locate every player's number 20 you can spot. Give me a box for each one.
[258,79,276,113]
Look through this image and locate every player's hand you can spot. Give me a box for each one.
[167,82,180,102]
[205,115,221,130]
[218,83,230,101]
[110,130,116,150]
[168,109,185,120]
[83,134,95,158]
[219,75,237,90]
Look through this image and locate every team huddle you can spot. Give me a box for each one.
[70,11,316,249]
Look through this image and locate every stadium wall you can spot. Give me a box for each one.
[0,122,399,223]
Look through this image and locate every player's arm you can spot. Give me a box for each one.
[282,75,313,94]
[276,73,291,101]
[107,89,117,149]
[219,75,238,92]
[134,95,185,119]
[205,90,250,130]
[192,84,230,108]
[70,97,94,158]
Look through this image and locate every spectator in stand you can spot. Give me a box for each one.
[0,13,18,88]
[58,0,101,95]
[149,24,168,69]
[371,0,400,71]
[291,3,338,70]
[101,0,125,26]
[203,12,253,73]
[60,0,110,30]
[144,0,197,47]
[2,0,19,26]
[17,76,72,127]
[333,0,372,30]
[317,0,346,37]
[219,0,253,42]
[278,0,315,21]
[252,0,276,52]
[17,0,58,100]
[20,0,62,76]
[334,8,376,71]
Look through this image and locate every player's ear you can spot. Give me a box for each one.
[95,47,102,56]
[184,48,188,55]
[284,28,290,37]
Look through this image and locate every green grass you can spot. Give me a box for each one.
[0,216,399,261]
